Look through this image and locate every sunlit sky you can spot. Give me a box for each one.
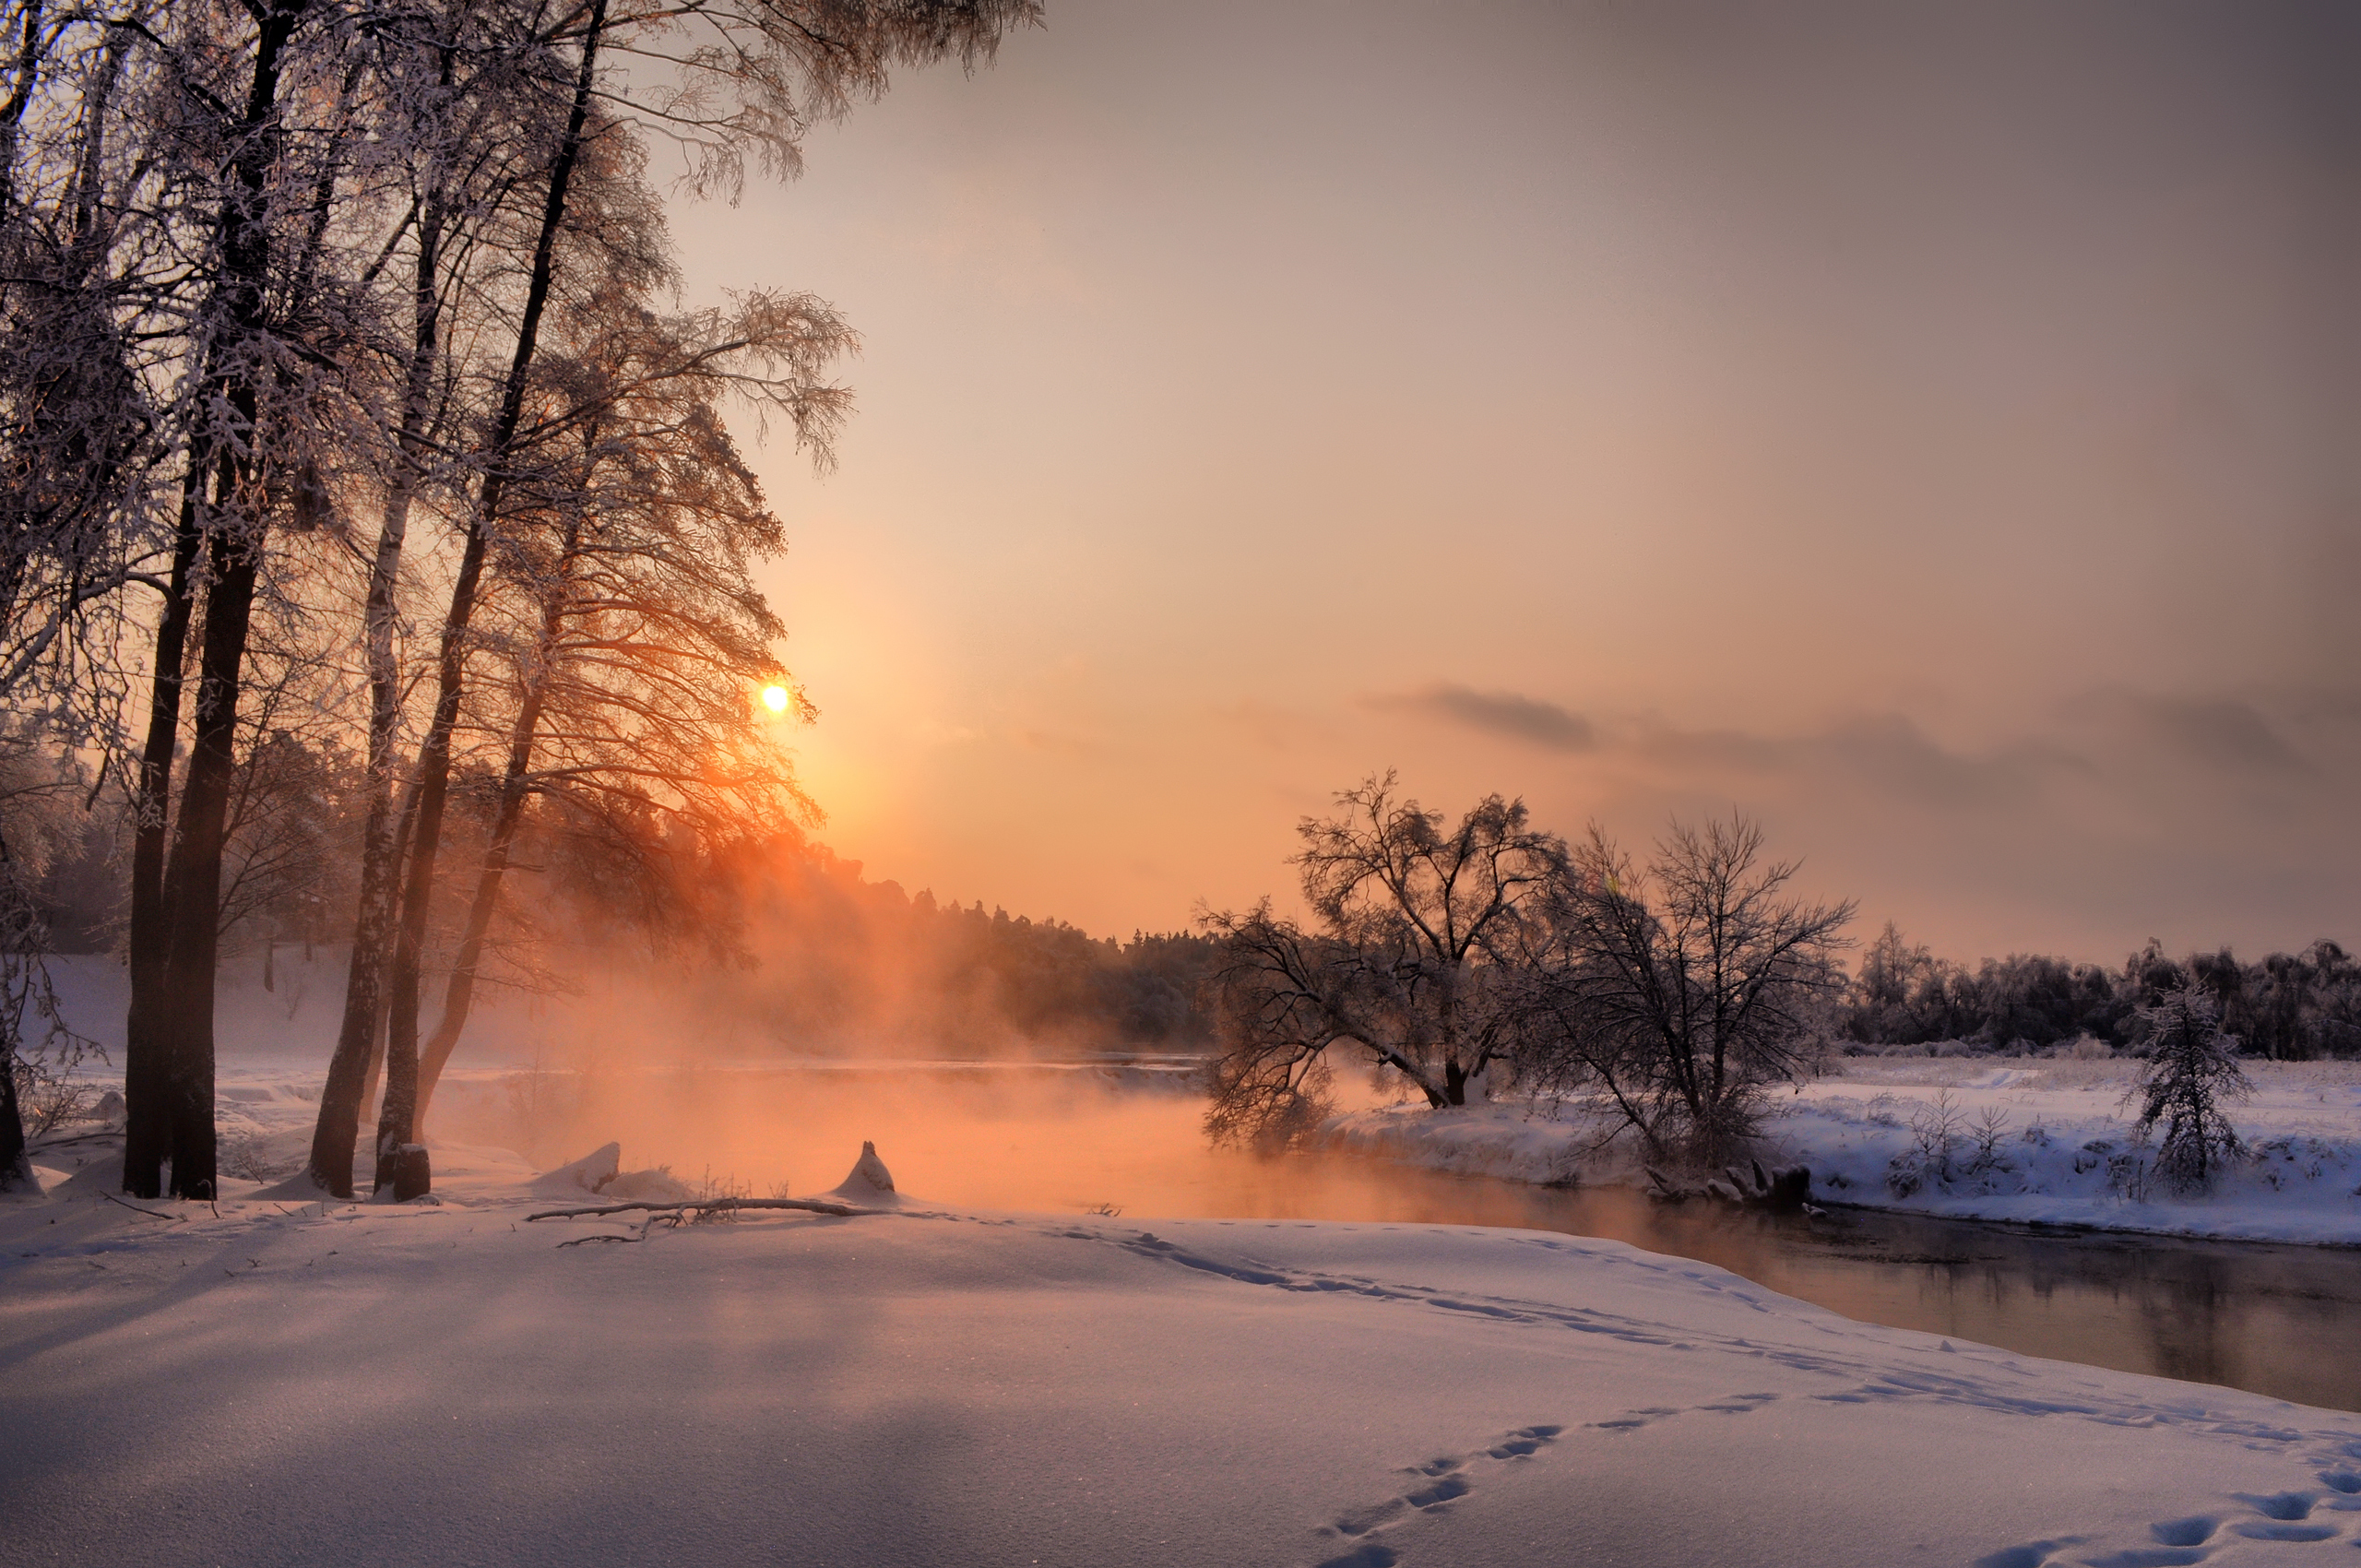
[666,1,2357,964]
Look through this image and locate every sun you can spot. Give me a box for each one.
[761,684,790,714]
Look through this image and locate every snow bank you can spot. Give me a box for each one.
[531,1140,624,1196]
[6,1156,2361,1567]
[1320,1061,2361,1245]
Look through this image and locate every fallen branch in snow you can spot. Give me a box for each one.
[98,1190,183,1222]
[526,1197,860,1222]
[32,1130,126,1149]
[557,1234,639,1247]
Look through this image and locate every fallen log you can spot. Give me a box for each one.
[526,1196,860,1222]
[1713,1161,1812,1212]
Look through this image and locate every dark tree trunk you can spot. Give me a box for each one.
[121,482,205,1198]
[0,826,28,1189]
[0,1048,26,1194]
[0,1042,27,1191]
[375,0,605,1192]
[133,0,307,1200]
[413,588,565,1133]
[155,518,267,1198]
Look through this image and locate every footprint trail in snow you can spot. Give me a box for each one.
[1308,1423,1568,1568]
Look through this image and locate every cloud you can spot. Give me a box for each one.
[2120,694,2309,775]
[1637,714,2081,811]
[1365,683,1596,752]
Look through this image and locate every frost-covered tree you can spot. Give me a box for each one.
[1201,775,1567,1145]
[2126,982,2249,1194]
[1515,815,1854,1165]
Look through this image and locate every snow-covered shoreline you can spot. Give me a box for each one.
[1320,1059,2361,1248]
[9,1139,2361,1567]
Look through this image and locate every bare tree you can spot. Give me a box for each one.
[405,279,842,1132]
[1201,775,1566,1146]
[1515,814,1854,1165]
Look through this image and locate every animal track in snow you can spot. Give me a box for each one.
[1974,1473,2361,1567]
[1051,1226,1693,1352]
[1034,1220,2361,1568]
[1308,1423,1565,1567]
[1588,1391,1780,1433]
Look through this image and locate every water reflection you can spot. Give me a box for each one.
[444,1063,2361,1412]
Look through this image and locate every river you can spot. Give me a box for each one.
[440,1059,2361,1412]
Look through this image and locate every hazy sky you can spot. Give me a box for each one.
[665,1,2358,964]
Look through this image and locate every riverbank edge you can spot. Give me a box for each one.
[1314,1101,2361,1250]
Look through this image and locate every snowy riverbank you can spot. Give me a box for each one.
[9,1142,2361,1568]
[1322,1059,2361,1246]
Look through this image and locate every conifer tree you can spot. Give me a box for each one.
[2127,982,2250,1193]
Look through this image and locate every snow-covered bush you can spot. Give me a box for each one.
[1967,1106,2011,1175]
[1910,1088,1964,1178]
[2124,984,2250,1194]
[11,1058,93,1138]
[219,1131,301,1184]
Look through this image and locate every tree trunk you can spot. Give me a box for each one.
[121,481,205,1198]
[358,995,387,1130]
[414,557,572,1134]
[374,0,606,1192]
[306,182,448,1196]
[1442,1058,1467,1107]
[0,1039,28,1192]
[137,0,307,1201]
[1,812,29,1188]
[154,515,267,1198]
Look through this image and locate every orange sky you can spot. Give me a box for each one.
[666,1,2358,964]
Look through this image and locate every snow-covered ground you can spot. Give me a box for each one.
[9,1136,2361,1568]
[1323,1059,2361,1246]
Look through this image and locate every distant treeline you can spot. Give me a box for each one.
[39,730,2353,1063]
[1839,924,2361,1060]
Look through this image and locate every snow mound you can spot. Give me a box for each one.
[51,1149,127,1194]
[824,1140,901,1206]
[253,1167,342,1201]
[603,1167,694,1203]
[531,1142,623,1198]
